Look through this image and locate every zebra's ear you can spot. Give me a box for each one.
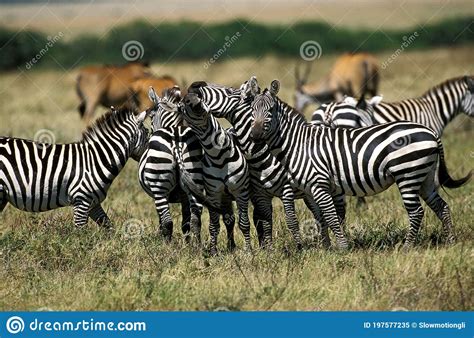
[249,76,259,96]
[368,95,383,106]
[356,96,367,110]
[136,110,147,124]
[270,80,280,96]
[343,96,357,107]
[148,86,160,105]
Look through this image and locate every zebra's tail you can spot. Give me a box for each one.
[437,138,472,188]
[173,143,225,213]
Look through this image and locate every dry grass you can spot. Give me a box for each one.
[0,46,473,310]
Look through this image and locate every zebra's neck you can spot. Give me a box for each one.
[190,115,231,156]
[420,79,467,128]
[82,130,129,181]
[226,104,262,154]
[267,99,313,163]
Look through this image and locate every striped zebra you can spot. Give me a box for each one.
[250,78,471,249]
[179,92,252,254]
[187,80,327,248]
[138,87,203,242]
[0,108,149,227]
[312,76,474,136]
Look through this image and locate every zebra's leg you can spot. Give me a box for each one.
[421,190,456,245]
[281,184,302,249]
[303,196,329,247]
[223,208,236,251]
[333,194,346,229]
[188,197,202,245]
[152,196,173,241]
[0,185,7,213]
[236,193,252,251]
[251,194,272,248]
[312,186,348,250]
[399,190,425,249]
[180,195,191,243]
[209,210,221,255]
[72,199,90,227]
[89,204,113,229]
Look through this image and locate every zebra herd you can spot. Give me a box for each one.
[0,75,472,252]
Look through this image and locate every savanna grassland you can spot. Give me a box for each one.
[0,45,473,311]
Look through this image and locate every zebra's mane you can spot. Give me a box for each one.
[82,108,133,142]
[421,76,471,97]
[272,93,307,123]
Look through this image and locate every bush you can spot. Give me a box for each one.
[0,16,472,70]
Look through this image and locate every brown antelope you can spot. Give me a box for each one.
[295,52,380,112]
[129,75,178,111]
[76,61,151,124]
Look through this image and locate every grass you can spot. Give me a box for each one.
[0,46,473,310]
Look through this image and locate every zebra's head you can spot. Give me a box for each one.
[461,76,474,117]
[182,92,211,127]
[187,77,259,117]
[147,86,183,130]
[250,79,280,142]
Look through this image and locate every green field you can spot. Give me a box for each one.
[0,46,473,310]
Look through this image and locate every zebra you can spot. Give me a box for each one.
[0,108,149,227]
[138,86,203,242]
[311,96,379,129]
[312,76,474,136]
[187,79,328,248]
[250,78,471,249]
[178,92,252,254]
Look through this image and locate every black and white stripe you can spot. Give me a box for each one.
[187,80,330,248]
[312,76,474,136]
[0,108,149,227]
[250,78,471,249]
[138,87,203,242]
[179,93,252,254]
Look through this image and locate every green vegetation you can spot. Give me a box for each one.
[0,16,473,70]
